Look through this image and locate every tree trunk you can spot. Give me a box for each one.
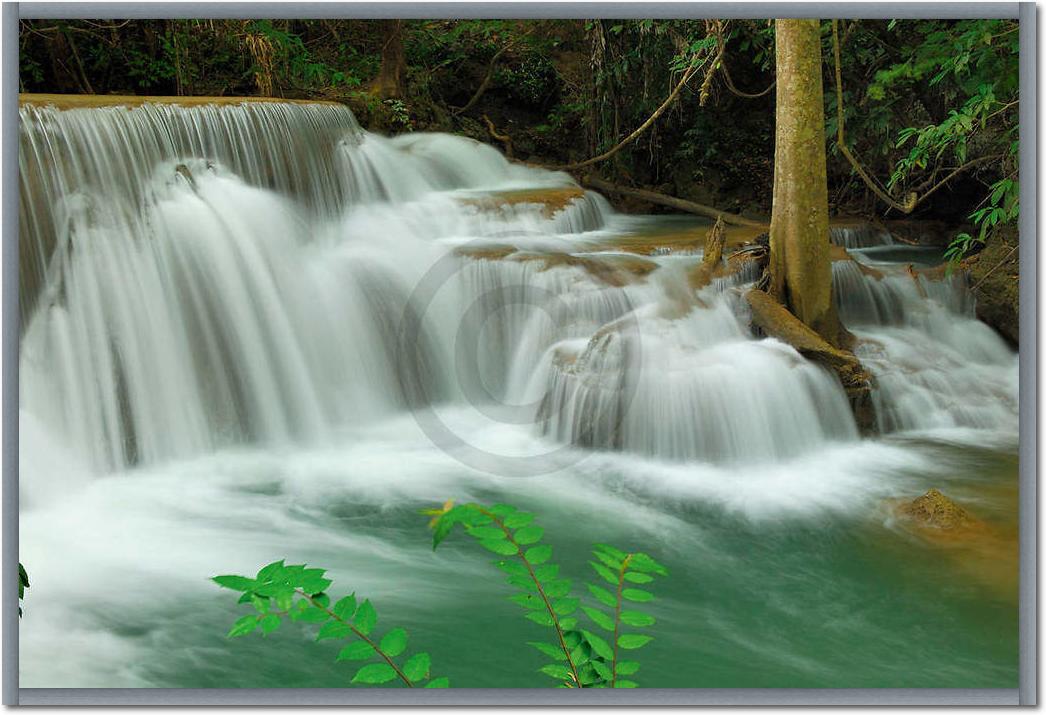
[768,19,841,346]
[371,20,406,99]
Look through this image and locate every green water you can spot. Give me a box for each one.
[61,435,1016,690]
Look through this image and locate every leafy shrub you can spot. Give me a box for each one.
[214,500,668,688]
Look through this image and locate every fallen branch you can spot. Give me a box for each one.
[482,114,513,158]
[583,177,765,228]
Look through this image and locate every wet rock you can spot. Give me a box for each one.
[898,488,975,530]
[964,234,1019,346]
[744,288,876,433]
[460,187,585,219]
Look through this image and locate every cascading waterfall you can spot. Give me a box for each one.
[17,98,1021,692]
[19,99,1018,491]
[832,258,1018,434]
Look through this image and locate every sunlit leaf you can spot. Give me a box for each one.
[403,652,431,682]
[351,662,398,684]
[617,634,653,649]
[380,627,408,657]
[337,641,375,661]
[354,600,377,635]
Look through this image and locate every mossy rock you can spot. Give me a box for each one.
[898,488,975,530]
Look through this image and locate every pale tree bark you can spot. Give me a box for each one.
[371,20,406,99]
[768,19,841,347]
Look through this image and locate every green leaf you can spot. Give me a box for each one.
[466,526,507,540]
[259,613,280,635]
[354,599,377,635]
[534,564,560,582]
[213,575,256,592]
[380,627,408,657]
[227,615,258,637]
[317,621,352,641]
[525,545,552,565]
[403,652,431,682]
[582,629,614,660]
[539,664,572,681]
[617,634,653,650]
[544,579,572,598]
[489,503,517,517]
[351,662,398,684]
[301,576,333,595]
[506,575,538,592]
[593,550,622,570]
[591,659,613,681]
[622,588,653,603]
[525,611,554,627]
[560,617,578,631]
[528,641,567,661]
[581,605,615,631]
[577,662,601,685]
[569,641,590,666]
[623,571,653,584]
[587,583,617,607]
[275,589,294,611]
[432,517,454,550]
[628,553,667,575]
[617,660,640,675]
[620,610,655,627]
[495,560,528,577]
[514,526,544,545]
[425,677,450,688]
[256,560,286,582]
[333,594,357,620]
[479,539,518,556]
[295,604,330,623]
[553,597,579,615]
[503,512,534,529]
[614,680,638,688]
[510,593,545,610]
[589,561,618,584]
[250,594,269,613]
[337,641,375,661]
[593,543,628,561]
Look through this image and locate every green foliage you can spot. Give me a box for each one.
[213,560,445,688]
[428,501,668,688]
[858,19,1019,256]
[216,502,669,689]
[18,563,29,617]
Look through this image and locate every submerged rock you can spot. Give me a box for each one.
[460,187,586,218]
[898,488,974,530]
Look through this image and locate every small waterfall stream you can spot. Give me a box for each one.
[18,99,1019,689]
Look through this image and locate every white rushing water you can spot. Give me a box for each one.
[18,100,1019,688]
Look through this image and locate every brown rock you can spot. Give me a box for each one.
[964,234,1019,346]
[898,488,974,530]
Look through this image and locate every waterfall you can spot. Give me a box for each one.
[832,259,1018,434]
[18,99,1018,495]
[829,224,894,249]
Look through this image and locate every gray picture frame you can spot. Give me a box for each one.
[3,2,1036,705]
